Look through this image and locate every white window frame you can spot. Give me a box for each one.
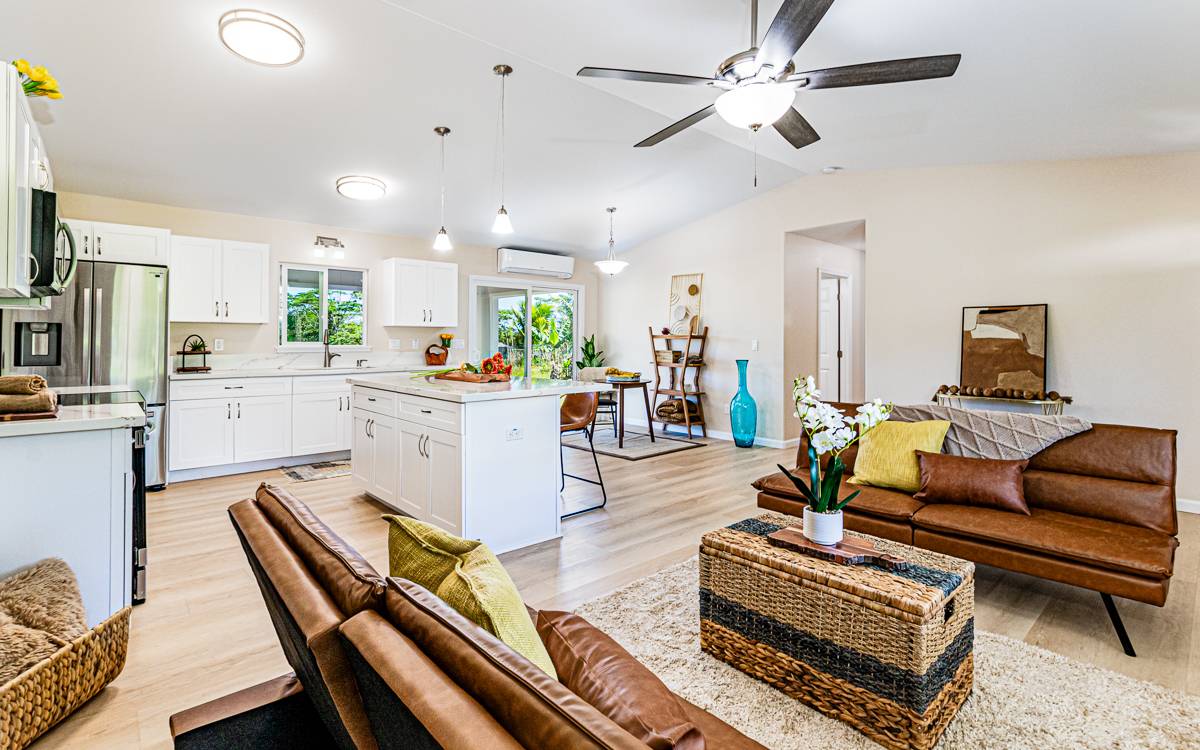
[466,275,585,377]
[277,262,370,352]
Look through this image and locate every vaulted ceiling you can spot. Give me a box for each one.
[3,1,1198,257]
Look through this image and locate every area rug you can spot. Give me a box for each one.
[280,460,350,482]
[563,430,704,460]
[576,558,1200,749]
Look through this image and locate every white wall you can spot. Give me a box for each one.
[58,192,601,358]
[600,151,1200,496]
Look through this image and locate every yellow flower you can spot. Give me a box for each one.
[43,77,58,91]
[29,66,48,82]
[14,59,31,75]
[47,91,62,100]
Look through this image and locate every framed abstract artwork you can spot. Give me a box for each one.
[960,304,1047,391]
[668,273,703,334]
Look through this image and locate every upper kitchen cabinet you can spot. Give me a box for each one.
[63,219,93,259]
[0,65,42,298]
[169,236,269,323]
[90,222,170,265]
[379,258,458,327]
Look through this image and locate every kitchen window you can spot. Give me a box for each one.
[278,264,368,350]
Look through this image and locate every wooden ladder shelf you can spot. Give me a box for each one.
[649,326,709,439]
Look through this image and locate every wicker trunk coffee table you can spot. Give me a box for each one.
[700,514,974,750]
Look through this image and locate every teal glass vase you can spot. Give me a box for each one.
[730,359,757,448]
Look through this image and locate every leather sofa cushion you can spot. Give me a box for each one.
[1023,470,1177,536]
[383,579,645,750]
[915,451,1030,514]
[536,610,705,750]
[1027,423,1176,486]
[255,483,385,617]
[677,698,768,750]
[753,473,924,521]
[912,505,1178,579]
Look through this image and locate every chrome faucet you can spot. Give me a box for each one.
[323,327,341,368]
[356,359,368,368]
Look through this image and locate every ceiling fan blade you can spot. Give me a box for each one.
[773,108,821,149]
[796,54,962,90]
[577,67,714,86]
[755,0,837,74]
[634,104,717,147]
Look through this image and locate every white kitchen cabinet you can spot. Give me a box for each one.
[351,412,374,489]
[396,420,462,534]
[1,66,36,298]
[233,394,292,462]
[397,421,430,519]
[63,219,94,260]
[91,222,170,265]
[169,397,235,470]
[169,237,269,323]
[351,410,399,507]
[379,258,458,327]
[292,391,349,455]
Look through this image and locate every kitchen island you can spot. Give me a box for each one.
[347,375,610,553]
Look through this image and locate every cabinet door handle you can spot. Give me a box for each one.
[225,302,229,317]
[367,397,376,402]
[237,402,241,418]
[368,419,375,438]
[420,409,432,414]
[338,396,342,412]
[82,235,89,256]
[214,301,219,317]
[223,385,243,390]
[227,403,231,420]
[96,236,102,256]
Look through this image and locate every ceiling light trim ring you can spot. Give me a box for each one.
[335,175,387,201]
[218,9,305,67]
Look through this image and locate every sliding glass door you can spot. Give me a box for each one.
[471,278,580,379]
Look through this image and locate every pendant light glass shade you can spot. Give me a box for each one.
[492,206,514,234]
[594,207,628,276]
[433,126,453,251]
[492,65,515,235]
[715,83,794,129]
[433,227,453,251]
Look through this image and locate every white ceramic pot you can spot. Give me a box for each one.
[802,507,844,546]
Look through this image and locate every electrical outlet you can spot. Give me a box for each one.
[389,339,402,350]
[723,403,731,415]
[411,338,420,350]
[505,427,523,441]
[751,339,759,351]
[213,338,224,352]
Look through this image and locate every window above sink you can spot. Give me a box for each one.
[279,263,368,351]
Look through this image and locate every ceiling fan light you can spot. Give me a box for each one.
[218,9,304,67]
[335,175,386,201]
[594,258,629,276]
[492,206,514,234]
[715,83,794,130]
[432,227,453,252]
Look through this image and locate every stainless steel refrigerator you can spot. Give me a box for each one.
[0,261,169,487]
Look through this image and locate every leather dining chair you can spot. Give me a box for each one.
[559,392,607,519]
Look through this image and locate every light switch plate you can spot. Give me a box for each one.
[751,339,759,351]
[389,339,402,350]
[213,338,224,352]
[506,427,523,441]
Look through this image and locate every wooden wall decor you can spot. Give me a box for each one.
[669,274,703,334]
[960,303,1047,392]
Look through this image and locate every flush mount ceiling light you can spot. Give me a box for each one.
[714,82,795,130]
[218,9,305,67]
[491,64,515,235]
[335,175,386,201]
[594,207,629,277]
[432,126,453,252]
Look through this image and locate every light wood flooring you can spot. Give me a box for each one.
[33,439,1200,749]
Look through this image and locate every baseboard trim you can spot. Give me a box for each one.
[167,450,350,485]
[623,419,795,449]
[1178,498,1200,515]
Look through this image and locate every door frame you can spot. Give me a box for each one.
[816,267,852,402]
[467,275,585,375]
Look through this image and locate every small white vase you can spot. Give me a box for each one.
[802,507,844,546]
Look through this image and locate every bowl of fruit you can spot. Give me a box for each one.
[604,367,642,383]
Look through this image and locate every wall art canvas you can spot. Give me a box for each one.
[668,274,703,334]
[960,304,1047,391]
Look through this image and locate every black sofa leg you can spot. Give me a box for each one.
[1100,593,1136,657]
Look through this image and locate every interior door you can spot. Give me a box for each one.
[92,262,169,403]
[817,276,840,400]
[169,236,221,322]
[396,421,429,518]
[426,427,462,534]
[233,395,292,463]
[221,241,269,323]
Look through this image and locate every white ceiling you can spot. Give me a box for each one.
[4,1,1200,257]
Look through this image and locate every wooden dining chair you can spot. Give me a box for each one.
[559,392,607,519]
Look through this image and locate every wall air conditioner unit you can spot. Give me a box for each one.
[497,248,575,279]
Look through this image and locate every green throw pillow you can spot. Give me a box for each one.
[384,515,557,678]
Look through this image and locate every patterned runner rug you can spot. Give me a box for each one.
[280,460,351,482]
[576,557,1200,749]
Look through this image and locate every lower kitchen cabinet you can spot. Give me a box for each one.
[169,394,292,470]
[233,395,293,463]
[424,427,462,535]
[352,412,399,507]
[293,391,351,455]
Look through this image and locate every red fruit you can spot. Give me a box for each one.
[504,365,513,375]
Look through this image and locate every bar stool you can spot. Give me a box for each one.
[560,392,607,519]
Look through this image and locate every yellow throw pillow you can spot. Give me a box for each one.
[848,420,951,493]
[385,515,557,678]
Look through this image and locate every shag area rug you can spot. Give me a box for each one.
[576,558,1200,749]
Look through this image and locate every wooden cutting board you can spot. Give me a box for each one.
[435,371,511,383]
[767,526,911,570]
[0,408,59,422]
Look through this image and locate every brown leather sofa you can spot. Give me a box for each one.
[752,402,1180,657]
[169,483,763,749]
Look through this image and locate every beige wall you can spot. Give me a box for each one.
[600,151,1200,496]
[782,234,866,440]
[57,192,600,359]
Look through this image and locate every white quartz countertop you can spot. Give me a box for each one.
[170,365,437,381]
[347,375,612,403]
[0,403,145,439]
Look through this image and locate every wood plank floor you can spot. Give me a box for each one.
[33,438,1200,749]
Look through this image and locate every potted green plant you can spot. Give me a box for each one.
[776,375,893,545]
[575,334,605,370]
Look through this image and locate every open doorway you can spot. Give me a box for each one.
[783,221,866,441]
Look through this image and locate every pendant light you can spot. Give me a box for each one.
[594,207,629,276]
[492,64,515,234]
[432,126,453,252]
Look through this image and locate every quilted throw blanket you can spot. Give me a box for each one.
[890,404,1092,461]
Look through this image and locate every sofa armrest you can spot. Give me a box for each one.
[169,673,334,750]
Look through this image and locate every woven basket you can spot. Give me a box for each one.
[0,607,131,750]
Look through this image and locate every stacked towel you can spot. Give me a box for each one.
[0,375,56,414]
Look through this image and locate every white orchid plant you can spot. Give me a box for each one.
[776,375,894,514]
